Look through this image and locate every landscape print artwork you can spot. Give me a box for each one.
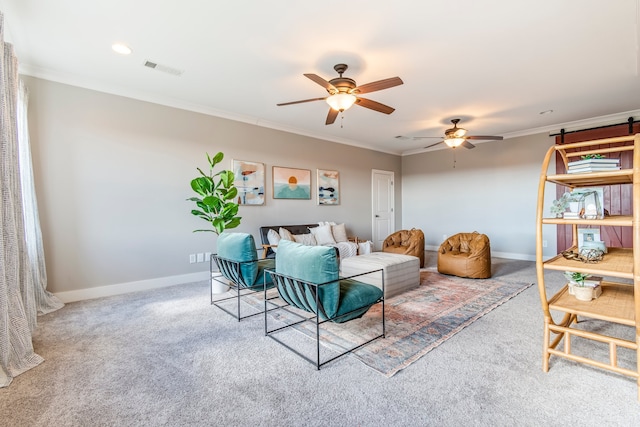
[317,169,339,205]
[232,160,265,205]
[273,166,311,199]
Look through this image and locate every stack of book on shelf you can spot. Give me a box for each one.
[567,157,620,174]
[563,211,580,219]
[568,276,603,299]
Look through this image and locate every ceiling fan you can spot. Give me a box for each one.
[409,119,504,149]
[277,63,403,125]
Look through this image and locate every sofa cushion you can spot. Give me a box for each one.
[267,228,280,252]
[309,224,336,245]
[293,233,317,246]
[331,223,348,243]
[217,232,259,285]
[334,279,383,323]
[253,258,276,288]
[279,227,294,241]
[275,240,340,318]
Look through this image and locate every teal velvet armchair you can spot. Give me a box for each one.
[264,240,384,368]
[211,232,275,321]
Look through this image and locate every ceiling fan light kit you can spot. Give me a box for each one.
[277,63,403,125]
[407,118,504,150]
[444,137,465,148]
[326,93,357,111]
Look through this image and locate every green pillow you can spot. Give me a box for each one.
[275,239,340,319]
[217,232,258,286]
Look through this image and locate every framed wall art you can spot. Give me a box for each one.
[317,169,339,205]
[272,166,311,199]
[232,159,265,205]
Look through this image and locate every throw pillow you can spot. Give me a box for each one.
[293,233,317,246]
[267,228,280,253]
[331,223,348,243]
[318,221,337,227]
[358,240,373,255]
[279,227,294,241]
[309,224,336,245]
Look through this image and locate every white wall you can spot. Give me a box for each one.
[401,133,558,261]
[24,76,401,299]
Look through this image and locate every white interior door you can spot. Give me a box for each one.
[371,169,395,251]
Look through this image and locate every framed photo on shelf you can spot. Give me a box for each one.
[577,228,601,250]
[272,166,311,199]
[232,160,265,205]
[317,169,339,205]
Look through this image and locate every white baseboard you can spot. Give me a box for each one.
[54,248,536,303]
[54,271,210,303]
[424,246,535,262]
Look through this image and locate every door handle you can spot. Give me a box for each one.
[375,215,380,217]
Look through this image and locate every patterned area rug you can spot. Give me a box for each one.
[267,270,532,377]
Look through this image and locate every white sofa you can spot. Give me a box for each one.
[259,222,372,260]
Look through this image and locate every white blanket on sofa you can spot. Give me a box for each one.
[329,241,358,259]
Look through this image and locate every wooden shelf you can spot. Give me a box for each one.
[542,214,633,226]
[535,134,640,400]
[546,169,633,187]
[543,247,634,279]
[548,281,635,326]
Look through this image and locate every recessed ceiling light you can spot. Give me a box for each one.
[112,43,132,55]
[539,109,554,115]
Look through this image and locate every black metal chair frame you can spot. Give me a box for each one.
[263,268,385,369]
[210,252,278,321]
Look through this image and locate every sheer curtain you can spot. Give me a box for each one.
[0,12,63,388]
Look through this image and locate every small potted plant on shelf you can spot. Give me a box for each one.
[551,192,581,218]
[564,271,594,301]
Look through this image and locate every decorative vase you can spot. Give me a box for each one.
[573,285,593,302]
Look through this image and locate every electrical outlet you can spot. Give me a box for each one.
[542,240,548,248]
[189,254,196,264]
[197,253,205,263]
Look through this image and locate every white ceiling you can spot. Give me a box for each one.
[2,0,640,155]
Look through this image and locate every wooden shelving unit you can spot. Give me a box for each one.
[535,134,640,400]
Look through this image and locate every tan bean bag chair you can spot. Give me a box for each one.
[437,232,491,279]
[382,228,425,268]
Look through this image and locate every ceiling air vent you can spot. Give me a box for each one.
[143,60,184,76]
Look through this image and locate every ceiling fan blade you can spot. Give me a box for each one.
[277,97,326,106]
[465,135,504,141]
[354,77,403,94]
[325,108,339,125]
[304,73,337,92]
[412,136,442,140]
[462,140,476,149]
[354,97,395,114]
[424,141,444,149]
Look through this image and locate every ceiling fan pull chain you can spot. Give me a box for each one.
[453,149,456,168]
[340,112,344,128]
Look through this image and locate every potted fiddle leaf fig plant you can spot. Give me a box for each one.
[187,152,241,234]
[188,152,241,294]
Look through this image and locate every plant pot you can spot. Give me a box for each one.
[569,201,580,213]
[211,275,231,294]
[573,285,593,302]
